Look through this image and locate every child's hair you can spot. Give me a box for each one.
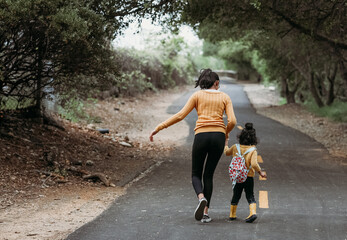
[237,122,258,145]
[195,68,220,89]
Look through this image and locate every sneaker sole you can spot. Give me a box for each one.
[194,199,207,221]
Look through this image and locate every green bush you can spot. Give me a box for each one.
[304,100,347,122]
[0,96,35,110]
[279,98,287,105]
[118,70,155,96]
[58,96,101,123]
[115,36,196,95]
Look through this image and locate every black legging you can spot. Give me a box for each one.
[231,177,256,205]
[192,132,225,208]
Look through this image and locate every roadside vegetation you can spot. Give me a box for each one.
[182,0,347,122]
[1,0,346,123]
[0,0,193,120]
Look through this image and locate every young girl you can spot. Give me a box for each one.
[224,122,267,223]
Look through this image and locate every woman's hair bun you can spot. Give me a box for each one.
[245,123,253,130]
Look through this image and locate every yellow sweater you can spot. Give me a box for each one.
[155,90,237,135]
[224,144,261,177]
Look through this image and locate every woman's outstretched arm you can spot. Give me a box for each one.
[149,93,196,141]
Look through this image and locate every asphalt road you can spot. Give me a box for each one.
[67,82,347,240]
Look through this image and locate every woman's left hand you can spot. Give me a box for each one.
[149,130,158,142]
[259,171,267,179]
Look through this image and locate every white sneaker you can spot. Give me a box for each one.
[201,214,212,223]
[194,197,207,221]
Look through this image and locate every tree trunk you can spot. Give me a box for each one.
[280,76,286,98]
[293,56,325,107]
[315,74,326,98]
[326,63,338,106]
[286,89,296,104]
[339,60,347,98]
[35,69,42,116]
[285,80,297,104]
[34,38,45,117]
[281,76,297,104]
[309,72,324,107]
[326,79,335,106]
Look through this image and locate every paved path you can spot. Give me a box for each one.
[67,82,347,240]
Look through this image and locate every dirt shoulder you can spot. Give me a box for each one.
[1,83,346,240]
[0,86,190,240]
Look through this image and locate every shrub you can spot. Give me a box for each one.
[304,100,347,122]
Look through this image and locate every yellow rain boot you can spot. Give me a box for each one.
[229,205,237,220]
[245,203,257,223]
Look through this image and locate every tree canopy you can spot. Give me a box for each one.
[1,0,346,113]
[182,0,347,107]
[0,0,184,113]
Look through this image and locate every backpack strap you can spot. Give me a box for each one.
[242,146,256,170]
[242,146,256,157]
[235,144,242,157]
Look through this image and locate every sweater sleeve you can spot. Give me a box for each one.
[224,95,237,136]
[155,93,196,132]
[250,151,261,172]
[224,144,235,156]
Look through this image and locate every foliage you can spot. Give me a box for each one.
[118,70,154,96]
[279,98,287,106]
[58,97,88,123]
[0,96,34,110]
[202,41,220,57]
[183,0,346,51]
[159,36,196,86]
[182,0,347,109]
[57,94,101,123]
[56,31,197,121]
[0,0,186,113]
[305,100,347,122]
[192,54,227,71]
[115,34,196,96]
[188,41,231,71]
[218,40,257,80]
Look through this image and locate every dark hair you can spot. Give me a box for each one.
[195,68,220,89]
[237,123,258,145]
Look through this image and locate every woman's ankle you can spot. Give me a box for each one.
[204,206,209,215]
[198,193,205,200]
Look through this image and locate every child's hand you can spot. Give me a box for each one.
[259,171,267,179]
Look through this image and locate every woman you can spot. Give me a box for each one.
[149,69,237,223]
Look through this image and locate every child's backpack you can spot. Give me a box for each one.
[229,144,256,189]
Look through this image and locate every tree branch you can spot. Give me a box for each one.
[269,7,347,50]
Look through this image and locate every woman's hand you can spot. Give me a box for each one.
[225,137,229,146]
[259,171,267,179]
[149,130,158,142]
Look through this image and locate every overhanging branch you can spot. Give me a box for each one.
[269,8,347,50]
